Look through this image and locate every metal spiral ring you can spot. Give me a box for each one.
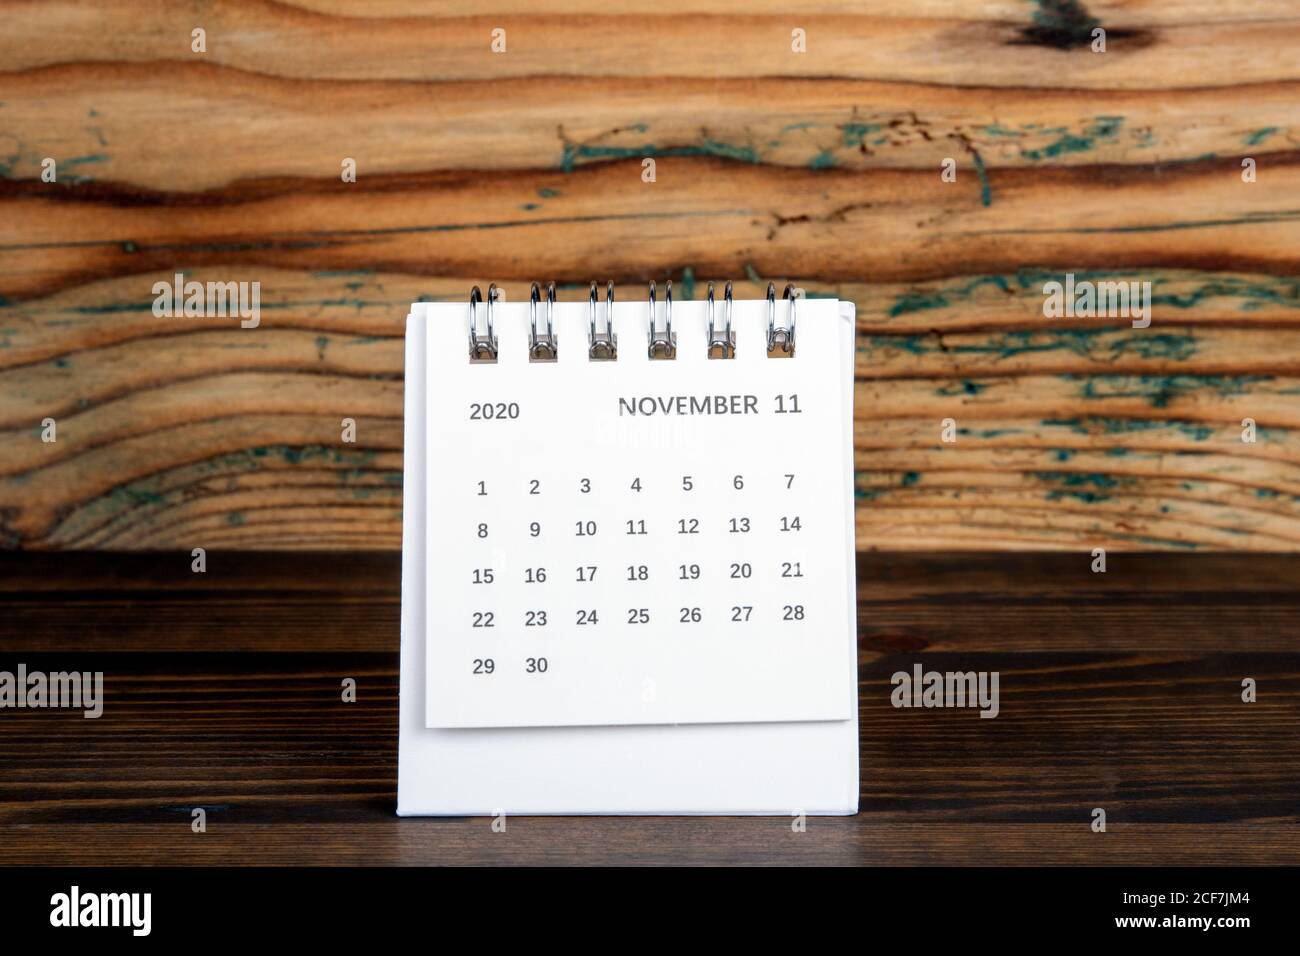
[781,282,800,355]
[767,281,798,357]
[588,281,617,360]
[648,279,676,359]
[528,281,558,361]
[707,280,735,359]
[468,284,499,363]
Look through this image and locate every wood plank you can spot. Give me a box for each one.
[5,159,1299,300]
[3,65,1295,191]
[2,265,1298,549]
[3,1,1297,90]
[247,1,1300,22]
[0,647,1291,828]
[2,551,1298,653]
[1,2,1297,552]
[0,641,1294,859]
[1,552,1294,863]
[2,821,1297,865]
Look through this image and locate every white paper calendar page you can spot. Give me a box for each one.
[416,291,854,730]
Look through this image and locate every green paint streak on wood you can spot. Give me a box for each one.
[561,139,759,173]
[809,149,835,169]
[970,149,992,206]
[981,123,1024,138]
[679,267,695,300]
[979,115,1156,158]
[1018,116,1124,161]
[887,290,950,317]
[1150,276,1300,312]
[936,380,989,396]
[246,444,377,467]
[1034,470,1123,503]
[864,327,1197,362]
[1244,127,1280,146]
[887,276,1014,317]
[864,334,930,355]
[957,427,1021,438]
[558,117,902,174]
[840,122,883,146]
[885,271,1300,320]
[1042,417,1217,441]
[82,484,172,521]
[1073,374,1272,408]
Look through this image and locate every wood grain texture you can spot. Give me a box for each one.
[0,552,1296,864]
[4,550,1300,653]
[4,1,1298,89]
[0,0,1297,551]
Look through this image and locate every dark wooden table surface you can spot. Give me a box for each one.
[1,550,1297,865]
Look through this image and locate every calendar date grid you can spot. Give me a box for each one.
[456,470,815,677]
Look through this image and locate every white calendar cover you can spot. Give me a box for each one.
[398,288,859,815]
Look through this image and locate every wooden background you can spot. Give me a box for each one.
[2,0,1299,551]
[2,4,1298,866]
[3,550,1297,864]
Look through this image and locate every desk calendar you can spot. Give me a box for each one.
[399,281,859,816]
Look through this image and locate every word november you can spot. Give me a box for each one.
[618,394,759,416]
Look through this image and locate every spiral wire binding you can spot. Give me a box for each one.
[528,282,558,362]
[467,283,501,363]
[767,282,799,358]
[647,280,677,360]
[588,281,617,360]
[466,281,802,361]
[707,281,735,359]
